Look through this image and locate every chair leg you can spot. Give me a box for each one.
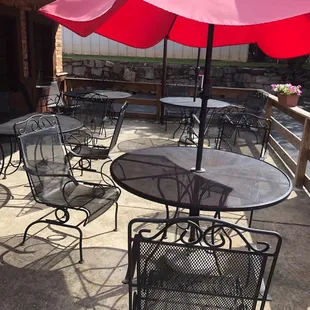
[20,218,85,263]
[21,220,48,246]
[249,210,254,228]
[164,114,168,132]
[114,202,119,231]
[75,225,84,263]
[173,120,184,139]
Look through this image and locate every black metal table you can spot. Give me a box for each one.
[0,113,83,178]
[160,97,230,144]
[64,90,131,100]
[110,146,292,215]
[64,90,131,124]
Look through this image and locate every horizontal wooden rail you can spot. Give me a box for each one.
[269,136,297,174]
[271,116,301,150]
[265,92,310,191]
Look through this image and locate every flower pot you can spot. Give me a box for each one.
[277,94,299,107]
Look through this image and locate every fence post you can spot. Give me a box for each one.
[156,84,162,123]
[295,118,310,187]
[265,97,273,120]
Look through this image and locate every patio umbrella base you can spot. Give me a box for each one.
[190,167,206,173]
[178,135,198,145]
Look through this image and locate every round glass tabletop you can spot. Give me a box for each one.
[110,146,292,212]
[160,97,230,109]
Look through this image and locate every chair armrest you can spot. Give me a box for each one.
[24,166,79,186]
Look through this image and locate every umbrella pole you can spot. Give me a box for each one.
[193,48,201,102]
[194,24,215,172]
[160,37,168,124]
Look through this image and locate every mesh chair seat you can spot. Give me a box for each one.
[38,180,120,222]
[70,144,110,159]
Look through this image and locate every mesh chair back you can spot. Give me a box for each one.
[218,113,271,159]
[244,91,268,116]
[14,114,72,205]
[109,102,128,151]
[205,105,245,138]
[128,217,282,310]
[74,93,109,134]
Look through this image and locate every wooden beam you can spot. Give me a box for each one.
[269,135,297,173]
[295,118,310,187]
[265,97,273,120]
[271,116,301,149]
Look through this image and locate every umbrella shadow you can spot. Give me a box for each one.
[117,137,177,152]
[0,232,129,310]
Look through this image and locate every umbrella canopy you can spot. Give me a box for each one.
[39,0,310,171]
[39,0,310,58]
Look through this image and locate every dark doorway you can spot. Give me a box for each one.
[0,15,19,91]
[33,23,54,82]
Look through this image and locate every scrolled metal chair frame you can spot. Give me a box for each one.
[127,216,282,310]
[14,114,121,263]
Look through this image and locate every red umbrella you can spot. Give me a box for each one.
[39,0,310,171]
[39,0,310,58]
[142,0,310,171]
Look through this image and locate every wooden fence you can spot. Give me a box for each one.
[65,78,310,191]
[62,27,249,62]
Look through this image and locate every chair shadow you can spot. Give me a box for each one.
[0,183,11,209]
[117,137,177,152]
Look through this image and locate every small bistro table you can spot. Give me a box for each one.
[110,146,292,217]
[160,97,230,144]
[64,90,132,101]
[64,90,132,123]
[113,146,292,289]
[0,113,83,178]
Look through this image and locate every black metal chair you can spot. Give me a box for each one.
[39,81,75,115]
[68,102,128,175]
[216,113,271,160]
[242,91,268,117]
[72,92,110,138]
[127,216,282,310]
[14,114,121,263]
[204,105,246,147]
[216,113,272,227]
[164,85,189,138]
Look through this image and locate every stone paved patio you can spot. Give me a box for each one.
[0,119,309,310]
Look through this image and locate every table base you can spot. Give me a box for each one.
[0,137,21,179]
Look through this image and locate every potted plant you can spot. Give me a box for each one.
[271,83,302,107]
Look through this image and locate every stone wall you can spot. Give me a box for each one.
[63,58,310,100]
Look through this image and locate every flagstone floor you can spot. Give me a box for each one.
[0,119,309,310]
